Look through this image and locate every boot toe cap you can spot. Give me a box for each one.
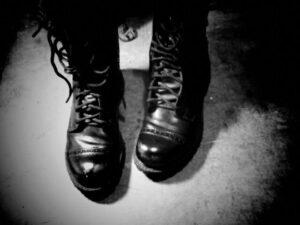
[136,132,183,170]
[66,150,122,191]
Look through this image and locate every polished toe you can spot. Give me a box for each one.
[136,131,184,170]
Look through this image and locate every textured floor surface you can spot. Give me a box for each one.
[0,6,299,225]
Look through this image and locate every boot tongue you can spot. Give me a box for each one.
[82,65,110,85]
[77,49,111,84]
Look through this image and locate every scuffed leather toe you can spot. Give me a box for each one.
[66,149,121,191]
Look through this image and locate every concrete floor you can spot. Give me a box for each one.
[0,7,299,225]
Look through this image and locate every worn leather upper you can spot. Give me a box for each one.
[65,68,125,192]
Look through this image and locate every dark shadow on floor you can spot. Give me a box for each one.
[0,1,38,81]
[206,2,300,224]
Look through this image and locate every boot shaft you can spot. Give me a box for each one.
[38,0,120,78]
[149,1,210,114]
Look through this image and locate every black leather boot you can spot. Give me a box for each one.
[35,2,125,198]
[66,64,125,198]
[134,4,210,180]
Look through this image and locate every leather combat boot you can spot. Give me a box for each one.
[35,2,125,199]
[65,63,125,198]
[134,7,210,180]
